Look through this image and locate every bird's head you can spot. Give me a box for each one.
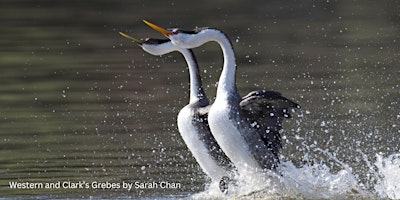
[143,20,209,49]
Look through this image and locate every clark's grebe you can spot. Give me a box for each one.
[143,21,300,174]
[119,32,235,183]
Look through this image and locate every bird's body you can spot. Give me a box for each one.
[191,29,281,172]
[143,22,299,174]
[119,34,235,181]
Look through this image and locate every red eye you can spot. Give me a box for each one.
[172,29,179,34]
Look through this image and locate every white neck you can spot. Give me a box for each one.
[142,41,207,104]
[196,29,238,100]
[180,49,207,104]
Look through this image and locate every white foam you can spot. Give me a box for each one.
[190,152,400,199]
[374,153,400,199]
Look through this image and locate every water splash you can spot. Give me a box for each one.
[191,152,400,199]
[374,153,400,199]
[278,160,367,199]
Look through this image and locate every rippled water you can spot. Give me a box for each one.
[1,0,399,199]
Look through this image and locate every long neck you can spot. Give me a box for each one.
[215,32,238,100]
[200,30,238,100]
[180,49,207,104]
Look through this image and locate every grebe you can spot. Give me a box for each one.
[143,21,300,174]
[119,32,235,183]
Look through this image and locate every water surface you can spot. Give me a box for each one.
[1,0,399,199]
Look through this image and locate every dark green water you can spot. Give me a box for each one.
[1,0,399,198]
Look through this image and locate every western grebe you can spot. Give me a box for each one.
[119,32,235,184]
[143,21,300,174]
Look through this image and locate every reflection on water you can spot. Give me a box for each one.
[1,0,399,199]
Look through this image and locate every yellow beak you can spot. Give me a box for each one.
[143,20,171,37]
[118,32,143,45]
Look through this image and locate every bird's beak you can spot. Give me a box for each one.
[119,32,143,45]
[143,20,171,37]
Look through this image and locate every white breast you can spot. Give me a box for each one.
[177,106,229,181]
[208,100,261,174]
